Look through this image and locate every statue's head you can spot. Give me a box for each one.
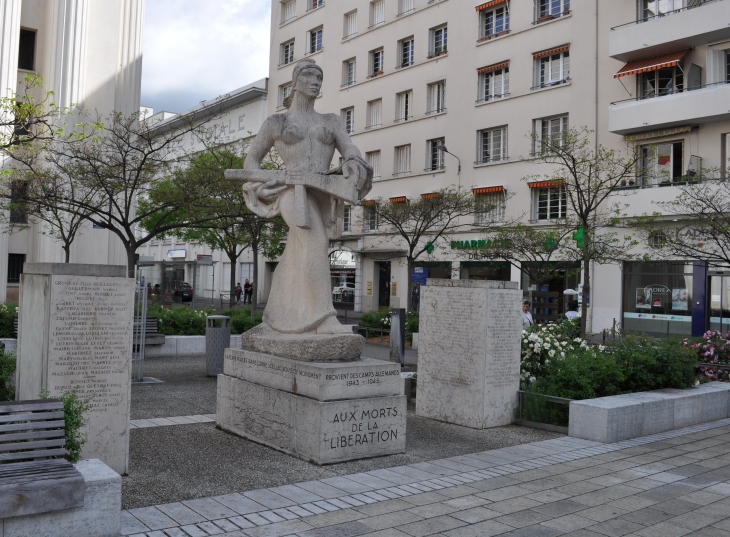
[284,59,323,108]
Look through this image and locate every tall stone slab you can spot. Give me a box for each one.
[16,264,134,474]
[416,280,521,429]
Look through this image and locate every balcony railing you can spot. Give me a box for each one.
[278,57,295,67]
[531,78,571,91]
[304,47,323,56]
[610,79,730,106]
[477,30,511,43]
[424,164,446,172]
[395,60,414,70]
[427,47,447,59]
[340,79,356,88]
[475,93,510,104]
[392,170,411,177]
[393,115,413,123]
[306,1,324,13]
[368,21,385,30]
[611,0,720,30]
[532,9,570,25]
[364,123,382,130]
[367,71,384,79]
[475,155,509,165]
[425,108,446,115]
[397,8,415,17]
[280,15,297,25]
[342,32,357,40]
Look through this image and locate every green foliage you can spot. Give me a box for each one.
[358,311,390,329]
[0,349,16,402]
[0,303,17,338]
[405,311,419,333]
[220,307,264,334]
[59,388,90,464]
[147,304,214,335]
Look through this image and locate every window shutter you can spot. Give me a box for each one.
[706,50,725,85]
[373,1,385,24]
[283,0,296,22]
[687,63,702,90]
[369,100,382,127]
[346,12,357,37]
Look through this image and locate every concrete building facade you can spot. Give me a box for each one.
[0,0,145,301]
[267,0,730,337]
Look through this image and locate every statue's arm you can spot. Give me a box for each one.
[244,116,279,170]
[327,114,373,198]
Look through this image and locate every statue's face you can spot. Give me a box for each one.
[294,68,323,98]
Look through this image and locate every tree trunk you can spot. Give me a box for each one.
[580,255,590,339]
[406,258,413,313]
[126,247,136,278]
[252,243,259,314]
[227,249,237,308]
[63,243,70,263]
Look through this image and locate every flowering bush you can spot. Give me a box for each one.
[0,302,17,338]
[684,330,730,381]
[148,304,215,335]
[358,311,391,329]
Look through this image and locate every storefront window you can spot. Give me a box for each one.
[623,261,692,336]
[460,261,511,281]
[413,261,451,279]
[330,250,356,304]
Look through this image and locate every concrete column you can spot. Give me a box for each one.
[114,0,145,116]
[0,0,22,303]
[50,0,89,110]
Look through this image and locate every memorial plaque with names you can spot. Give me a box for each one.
[47,275,134,474]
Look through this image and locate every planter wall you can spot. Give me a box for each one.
[569,382,730,443]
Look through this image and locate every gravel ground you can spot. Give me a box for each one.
[124,354,562,509]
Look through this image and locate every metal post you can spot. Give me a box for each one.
[192,260,197,310]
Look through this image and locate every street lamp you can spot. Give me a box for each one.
[436,144,461,186]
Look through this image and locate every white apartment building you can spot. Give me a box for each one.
[137,79,271,304]
[268,0,730,337]
[0,0,145,302]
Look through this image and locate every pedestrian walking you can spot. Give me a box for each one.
[244,279,253,305]
[235,283,242,304]
[522,299,534,330]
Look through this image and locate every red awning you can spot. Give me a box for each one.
[389,196,407,203]
[477,61,509,74]
[614,49,690,79]
[473,186,504,194]
[475,0,505,11]
[528,180,563,189]
[533,45,569,59]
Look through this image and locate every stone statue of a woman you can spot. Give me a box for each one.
[230,59,372,361]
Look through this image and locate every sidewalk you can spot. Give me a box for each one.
[121,417,730,537]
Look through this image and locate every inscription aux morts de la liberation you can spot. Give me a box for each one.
[329,406,401,449]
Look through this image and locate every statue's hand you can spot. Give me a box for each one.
[342,160,372,197]
[254,179,288,201]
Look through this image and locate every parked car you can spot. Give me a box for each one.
[332,282,355,301]
[173,282,193,302]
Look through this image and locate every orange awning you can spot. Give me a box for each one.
[533,45,569,59]
[389,196,407,203]
[473,186,504,194]
[614,49,690,79]
[478,61,509,74]
[528,180,563,189]
[475,0,505,11]
[361,200,375,206]
[421,192,440,199]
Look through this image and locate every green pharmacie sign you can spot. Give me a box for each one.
[451,240,489,250]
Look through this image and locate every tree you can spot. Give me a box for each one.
[520,127,641,336]
[635,171,730,266]
[9,108,231,276]
[0,74,60,153]
[359,185,502,311]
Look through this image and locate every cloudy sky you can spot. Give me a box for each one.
[141,0,271,114]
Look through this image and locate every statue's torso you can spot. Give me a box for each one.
[273,111,337,173]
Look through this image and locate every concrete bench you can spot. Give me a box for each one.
[0,400,121,537]
[569,382,730,443]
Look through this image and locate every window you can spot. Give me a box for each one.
[638,141,684,186]
[427,139,445,171]
[367,99,382,129]
[18,29,36,71]
[534,115,568,154]
[535,0,570,21]
[7,254,25,284]
[534,185,567,220]
[370,0,385,27]
[341,107,354,134]
[307,28,323,54]
[363,204,378,231]
[640,0,683,20]
[344,11,357,39]
[308,0,324,11]
[639,67,683,99]
[399,38,414,68]
[398,0,414,16]
[279,83,292,107]
[394,145,411,176]
[474,188,506,225]
[478,65,509,102]
[427,81,445,114]
[430,26,447,57]
[281,0,296,23]
[9,181,27,224]
[395,91,412,121]
[343,59,356,86]
[367,150,381,178]
[343,206,352,232]
[478,127,508,164]
[370,48,384,76]
[479,5,510,41]
[281,40,295,65]
[534,49,570,89]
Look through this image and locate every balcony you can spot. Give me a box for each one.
[610,0,730,61]
[609,82,730,135]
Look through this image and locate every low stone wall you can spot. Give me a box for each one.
[569,382,730,443]
[1,459,121,537]
[144,335,242,357]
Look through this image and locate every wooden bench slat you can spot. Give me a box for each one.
[0,448,67,461]
[0,460,71,476]
[0,467,78,484]
[0,420,66,434]
[0,412,65,424]
[0,439,65,453]
[0,430,65,443]
[0,400,63,413]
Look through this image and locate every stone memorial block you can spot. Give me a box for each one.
[416,280,521,429]
[16,264,134,475]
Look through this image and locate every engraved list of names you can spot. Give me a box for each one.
[47,275,134,474]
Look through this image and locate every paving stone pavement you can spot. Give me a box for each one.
[121,417,730,537]
[129,414,217,429]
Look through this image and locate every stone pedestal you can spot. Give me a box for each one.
[15,264,134,475]
[416,280,521,429]
[216,348,406,464]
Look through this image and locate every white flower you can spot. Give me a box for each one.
[548,349,555,357]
